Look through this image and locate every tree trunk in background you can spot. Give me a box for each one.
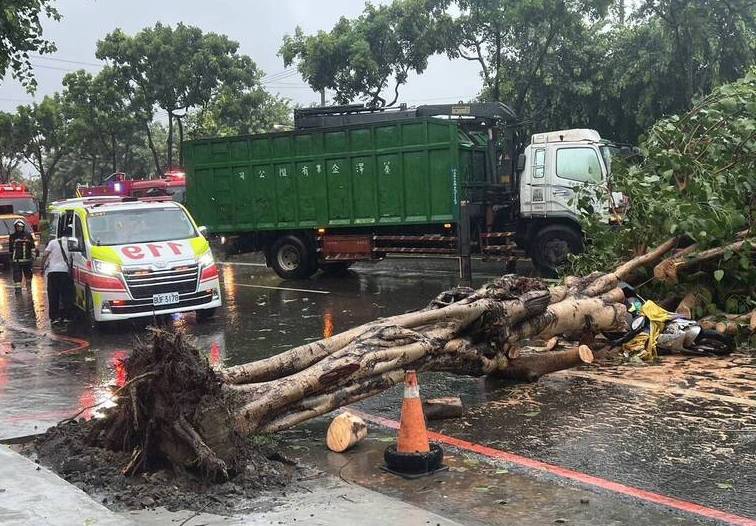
[145,122,162,178]
[167,112,174,169]
[111,133,117,173]
[176,116,184,167]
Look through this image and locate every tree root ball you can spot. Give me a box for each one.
[89,328,242,481]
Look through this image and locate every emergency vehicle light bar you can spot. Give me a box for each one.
[0,183,27,192]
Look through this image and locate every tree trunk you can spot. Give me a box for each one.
[176,116,184,167]
[492,346,594,382]
[95,237,723,481]
[111,133,117,173]
[167,112,174,169]
[145,122,162,178]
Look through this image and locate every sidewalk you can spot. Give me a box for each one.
[0,445,131,526]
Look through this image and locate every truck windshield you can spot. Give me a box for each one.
[600,145,621,174]
[0,198,38,215]
[87,208,197,246]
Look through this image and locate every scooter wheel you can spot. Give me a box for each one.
[693,330,734,356]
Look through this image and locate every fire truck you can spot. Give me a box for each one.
[75,170,186,203]
[0,182,40,232]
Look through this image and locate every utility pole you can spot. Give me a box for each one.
[320,89,326,107]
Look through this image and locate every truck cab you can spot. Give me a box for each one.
[515,129,625,273]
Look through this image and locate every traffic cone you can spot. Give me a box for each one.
[397,370,430,454]
[383,370,446,478]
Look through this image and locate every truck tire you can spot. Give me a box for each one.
[271,235,317,280]
[532,225,583,277]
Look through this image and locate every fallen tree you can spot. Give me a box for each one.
[88,233,739,481]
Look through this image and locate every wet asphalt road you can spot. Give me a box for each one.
[0,256,754,524]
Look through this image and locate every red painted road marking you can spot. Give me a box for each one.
[351,409,756,526]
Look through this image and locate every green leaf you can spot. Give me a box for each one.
[716,482,733,490]
[714,270,724,282]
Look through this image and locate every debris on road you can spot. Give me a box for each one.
[23,418,295,514]
[326,412,367,452]
[423,397,464,420]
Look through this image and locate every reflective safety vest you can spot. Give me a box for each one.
[9,232,34,263]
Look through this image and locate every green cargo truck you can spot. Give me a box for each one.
[184,103,623,278]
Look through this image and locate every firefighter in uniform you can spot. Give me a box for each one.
[8,219,37,291]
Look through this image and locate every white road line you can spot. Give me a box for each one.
[234,283,331,295]
[557,370,756,407]
[219,261,267,267]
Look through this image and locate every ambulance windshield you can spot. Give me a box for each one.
[87,207,197,246]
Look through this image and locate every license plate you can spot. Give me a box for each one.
[153,292,180,306]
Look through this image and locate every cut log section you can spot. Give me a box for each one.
[423,397,464,420]
[326,412,368,453]
[493,345,594,382]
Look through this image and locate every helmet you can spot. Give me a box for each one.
[13,219,25,229]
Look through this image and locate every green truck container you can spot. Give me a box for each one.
[184,117,486,233]
[184,103,616,280]
[182,105,521,280]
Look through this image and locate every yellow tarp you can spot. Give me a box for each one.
[622,300,674,361]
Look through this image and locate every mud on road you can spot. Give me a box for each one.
[22,419,299,514]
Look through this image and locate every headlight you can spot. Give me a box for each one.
[198,250,214,267]
[93,259,121,276]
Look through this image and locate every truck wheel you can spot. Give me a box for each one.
[271,235,317,279]
[319,261,354,274]
[532,225,583,277]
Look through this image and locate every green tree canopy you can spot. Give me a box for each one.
[96,22,266,171]
[185,87,291,138]
[14,94,70,210]
[0,0,60,91]
[62,67,150,182]
[282,0,754,143]
[281,0,448,107]
[0,112,24,183]
[571,69,755,310]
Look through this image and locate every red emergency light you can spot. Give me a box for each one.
[0,183,28,192]
[164,169,185,180]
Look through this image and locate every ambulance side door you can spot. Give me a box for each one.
[71,212,88,309]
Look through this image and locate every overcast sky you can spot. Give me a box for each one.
[0,0,482,113]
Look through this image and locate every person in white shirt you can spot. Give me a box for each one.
[42,227,73,324]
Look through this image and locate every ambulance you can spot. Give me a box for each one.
[47,197,221,323]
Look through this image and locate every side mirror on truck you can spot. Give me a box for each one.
[516,153,526,172]
[197,226,208,237]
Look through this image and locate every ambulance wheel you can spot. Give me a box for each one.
[85,289,101,329]
[271,235,317,280]
[196,308,217,322]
